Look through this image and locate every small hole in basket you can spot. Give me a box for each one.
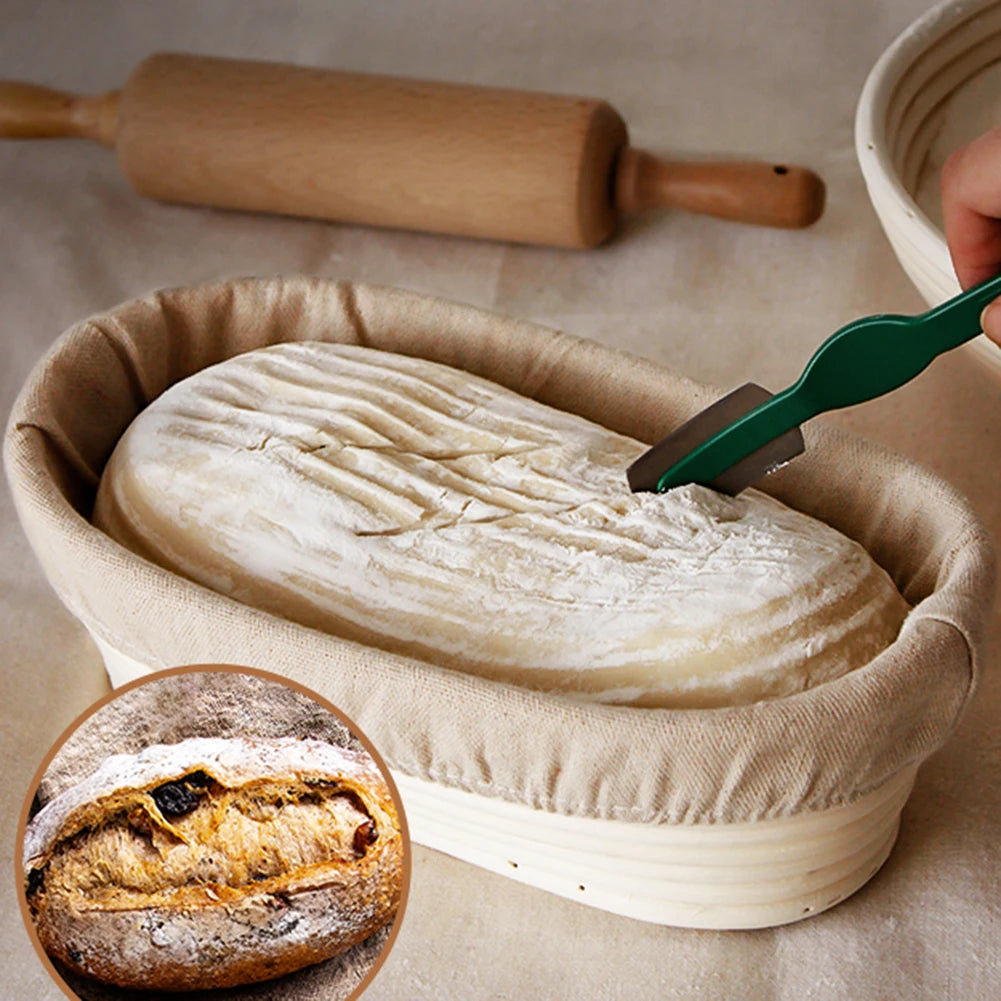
[578,884,586,892]
[773,165,789,175]
[508,861,519,869]
[802,905,813,914]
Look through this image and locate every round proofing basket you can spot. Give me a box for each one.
[5,277,995,929]
[855,0,1001,377]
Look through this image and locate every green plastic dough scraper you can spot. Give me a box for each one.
[627,272,1001,495]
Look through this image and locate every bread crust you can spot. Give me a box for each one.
[23,736,403,991]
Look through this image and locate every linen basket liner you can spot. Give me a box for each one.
[5,276,995,826]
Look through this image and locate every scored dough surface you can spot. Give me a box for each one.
[94,342,909,708]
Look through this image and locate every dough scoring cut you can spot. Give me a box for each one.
[94,342,909,708]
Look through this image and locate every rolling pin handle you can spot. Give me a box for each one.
[614,147,826,229]
[0,81,119,147]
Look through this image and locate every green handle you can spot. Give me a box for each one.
[656,273,1001,492]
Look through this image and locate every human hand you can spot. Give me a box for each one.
[941,126,1001,345]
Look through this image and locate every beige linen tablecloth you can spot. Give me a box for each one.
[2,1,999,998]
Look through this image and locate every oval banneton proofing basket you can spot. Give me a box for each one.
[4,277,995,929]
[855,0,1001,377]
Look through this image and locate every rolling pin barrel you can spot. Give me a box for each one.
[0,53,825,244]
[118,54,627,248]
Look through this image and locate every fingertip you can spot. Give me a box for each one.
[980,298,1001,345]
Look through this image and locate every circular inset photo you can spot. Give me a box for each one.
[16,666,409,1000]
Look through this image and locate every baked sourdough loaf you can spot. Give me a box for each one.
[94,343,909,708]
[22,736,402,991]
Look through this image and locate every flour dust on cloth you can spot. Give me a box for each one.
[93,341,908,709]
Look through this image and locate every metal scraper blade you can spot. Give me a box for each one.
[626,383,805,495]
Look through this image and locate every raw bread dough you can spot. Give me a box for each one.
[94,343,908,708]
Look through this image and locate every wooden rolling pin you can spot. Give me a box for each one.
[0,53,825,247]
